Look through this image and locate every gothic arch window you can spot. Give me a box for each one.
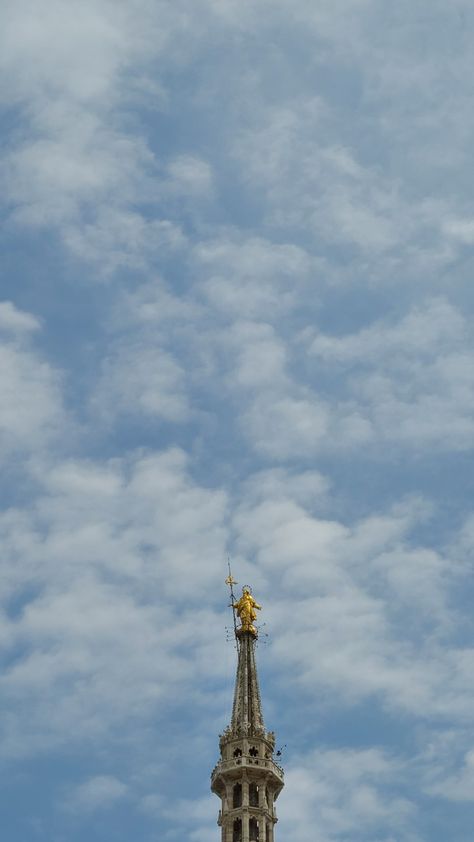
[233,747,242,757]
[249,746,258,757]
[249,782,259,807]
[233,783,242,808]
[233,818,242,842]
[249,817,259,841]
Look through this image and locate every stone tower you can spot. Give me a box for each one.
[211,582,284,842]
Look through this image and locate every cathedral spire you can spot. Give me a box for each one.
[211,574,284,842]
[231,629,265,736]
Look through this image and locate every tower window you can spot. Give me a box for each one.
[249,782,259,807]
[249,746,258,757]
[249,817,259,841]
[233,818,242,842]
[233,783,242,808]
[233,747,242,757]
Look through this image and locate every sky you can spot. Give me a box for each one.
[1,1,474,840]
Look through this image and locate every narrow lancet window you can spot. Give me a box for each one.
[233,783,242,808]
[249,817,259,841]
[249,782,259,806]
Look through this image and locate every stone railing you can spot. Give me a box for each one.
[211,755,284,781]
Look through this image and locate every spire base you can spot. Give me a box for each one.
[236,626,258,639]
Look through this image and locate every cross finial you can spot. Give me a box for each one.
[226,560,240,643]
[225,557,238,592]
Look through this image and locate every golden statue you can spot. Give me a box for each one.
[233,587,261,636]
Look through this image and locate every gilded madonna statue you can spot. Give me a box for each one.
[233,587,261,635]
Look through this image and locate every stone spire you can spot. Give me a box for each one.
[211,579,284,842]
[231,631,265,736]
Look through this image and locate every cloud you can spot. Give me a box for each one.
[65,775,128,812]
[89,278,206,421]
[231,99,444,265]
[242,393,332,459]
[0,1,208,273]
[0,302,65,461]
[0,448,228,758]
[195,235,315,321]
[308,298,466,362]
[165,156,213,197]
[443,217,474,245]
[1,0,472,285]
[277,747,416,842]
[427,749,474,802]
[64,211,185,273]
[107,283,473,467]
[0,301,40,334]
[208,319,333,459]
[233,489,473,720]
[305,297,474,452]
[1,0,147,106]
[94,342,190,422]
[2,1,474,839]
[240,466,330,507]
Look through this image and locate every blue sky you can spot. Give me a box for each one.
[1,1,474,840]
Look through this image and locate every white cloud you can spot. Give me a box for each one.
[66,775,128,812]
[113,279,201,330]
[167,292,474,462]
[303,298,474,452]
[165,155,213,197]
[308,298,465,362]
[4,115,153,223]
[0,304,65,460]
[428,750,474,801]
[240,467,329,507]
[443,217,474,245]
[94,342,190,422]
[64,209,184,275]
[1,0,472,285]
[0,0,202,270]
[278,747,416,842]
[225,321,288,389]
[0,301,40,333]
[233,490,473,720]
[157,792,216,841]
[212,319,333,459]
[242,393,331,459]
[231,101,437,261]
[0,448,228,757]
[2,1,474,838]
[195,235,315,321]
